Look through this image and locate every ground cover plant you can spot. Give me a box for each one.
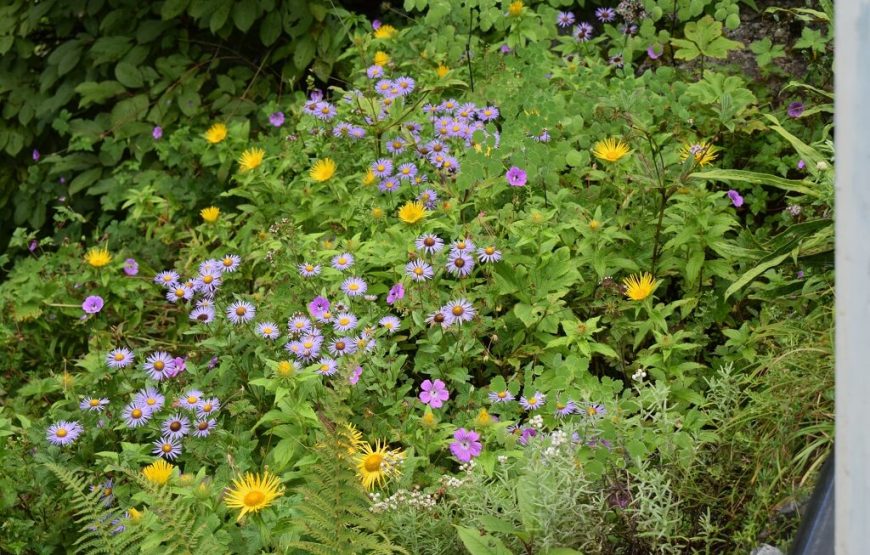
[0,0,834,553]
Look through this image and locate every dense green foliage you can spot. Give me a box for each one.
[0,0,833,553]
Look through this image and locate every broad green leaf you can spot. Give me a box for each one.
[724,253,790,299]
[114,62,143,88]
[455,526,513,555]
[690,169,820,197]
[672,16,743,61]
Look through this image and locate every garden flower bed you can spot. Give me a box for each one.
[0,0,833,553]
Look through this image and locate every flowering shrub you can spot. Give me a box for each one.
[0,1,834,553]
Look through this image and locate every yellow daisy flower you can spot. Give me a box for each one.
[84,246,112,268]
[200,206,220,223]
[310,158,337,182]
[436,64,450,78]
[508,1,524,17]
[363,168,376,186]
[374,24,397,39]
[373,51,390,66]
[275,360,295,378]
[588,219,602,231]
[204,123,227,144]
[355,441,404,491]
[142,459,174,485]
[224,471,284,521]
[622,272,659,301]
[397,201,427,224]
[592,138,631,163]
[679,142,719,167]
[420,409,437,428]
[474,408,493,428]
[127,507,143,523]
[237,147,265,173]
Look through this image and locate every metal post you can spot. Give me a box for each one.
[835,2,870,553]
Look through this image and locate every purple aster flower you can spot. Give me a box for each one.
[189,306,215,324]
[165,283,193,303]
[417,188,438,210]
[153,435,182,460]
[135,387,165,412]
[316,357,338,376]
[386,283,405,305]
[161,414,191,439]
[446,251,475,277]
[488,389,515,403]
[166,356,186,378]
[28,239,38,252]
[452,238,476,254]
[450,428,482,462]
[573,22,594,41]
[477,246,502,263]
[395,76,415,95]
[499,44,512,54]
[406,259,434,282]
[443,299,476,326]
[647,44,663,60]
[123,258,138,276]
[477,105,499,121]
[727,189,744,207]
[375,79,394,96]
[332,253,355,270]
[367,65,384,79]
[289,315,313,334]
[32,149,40,161]
[193,419,217,437]
[787,101,804,118]
[556,11,575,27]
[219,254,241,273]
[419,379,449,408]
[196,397,220,418]
[354,334,377,353]
[555,400,578,417]
[143,351,175,381]
[333,122,352,137]
[348,126,367,138]
[595,7,617,22]
[122,402,151,428]
[425,309,449,328]
[379,315,401,333]
[80,397,109,412]
[46,420,83,446]
[193,271,221,295]
[298,262,321,277]
[269,111,285,127]
[413,174,429,187]
[208,356,219,369]
[179,390,204,410]
[342,277,368,297]
[506,166,527,187]
[371,158,394,177]
[585,403,607,417]
[349,365,363,385]
[378,177,401,193]
[257,321,280,340]
[82,295,104,314]
[226,301,256,324]
[313,101,337,120]
[152,126,163,140]
[308,296,330,318]
[416,234,444,254]
[298,334,325,359]
[395,163,418,182]
[328,337,357,357]
[91,479,115,506]
[519,391,546,411]
[372,19,382,30]
[154,270,180,287]
[106,347,134,368]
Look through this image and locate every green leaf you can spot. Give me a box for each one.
[114,62,143,88]
[672,16,743,61]
[75,81,126,107]
[690,169,820,197]
[161,0,189,19]
[455,526,512,555]
[294,36,316,70]
[232,0,259,32]
[724,252,790,299]
[69,168,102,196]
[260,14,282,45]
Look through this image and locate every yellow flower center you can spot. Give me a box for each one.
[235,307,247,316]
[303,341,314,349]
[162,444,172,453]
[414,268,423,275]
[154,361,164,371]
[203,403,212,412]
[485,247,495,255]
[243,491,266,507]
[198,421,209,430]
[89,399,100,406]
[114,353,125,361]
[305,265,314,271]
[363,453,383,472]
[498,391,507,398]
[146,398,156,406]
[103,488,112,496]
[203,275,213,284]
[457,241,466,249]
[338,257,346,264]
[335,341,346,350]
[175,288,185,297]
[529,397,538,405]
[587,406,597,416]
[451,306,464,316]
[349,283,359,291]
[187,396,198,404]
[263,327,273,334]
[56,428,68,438]
[163,275,172,282]
[132,409,143,418]
[339,318,350,326]
[223,258,233,266]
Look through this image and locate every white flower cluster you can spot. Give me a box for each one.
[529,414,544,429]
[632,368,647,382]
[369,487,437,514]
[542,429,569,458]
